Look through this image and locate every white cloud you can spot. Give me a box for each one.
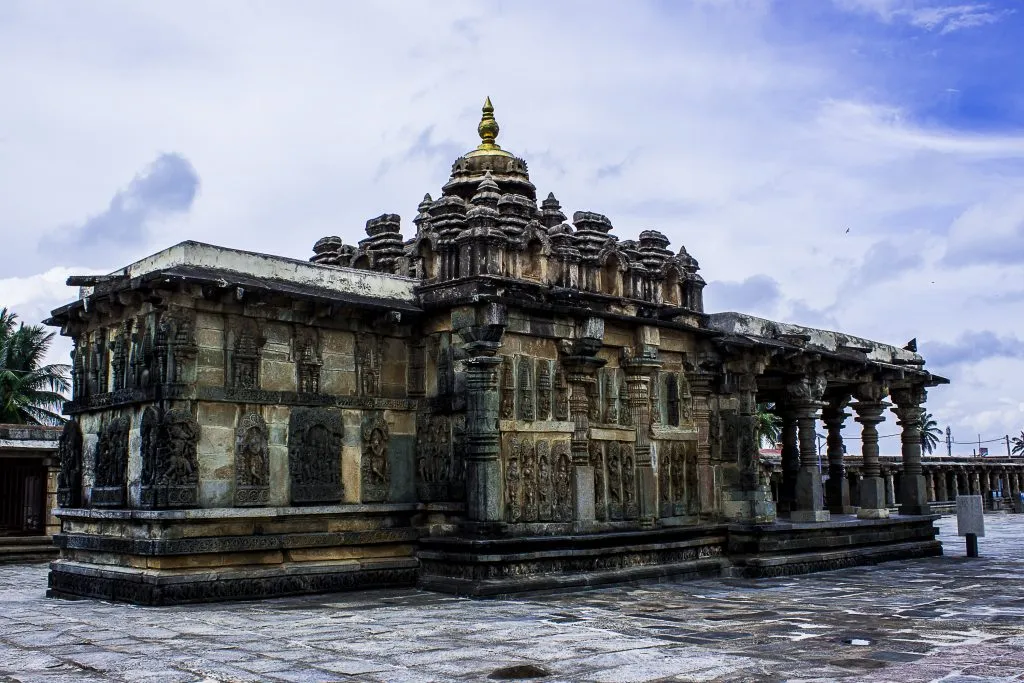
[833,0,1013,33]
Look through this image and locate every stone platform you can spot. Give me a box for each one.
[417,515,943,597]
[47,503,458,606]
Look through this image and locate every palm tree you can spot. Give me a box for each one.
[0,307,70,425]
[1011,431,1024,457]
[755,403,782,449]
[919,409,942,456]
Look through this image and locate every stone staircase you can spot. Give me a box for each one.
[0,536,57,564]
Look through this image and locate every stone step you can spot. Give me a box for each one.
[0,536,57,564]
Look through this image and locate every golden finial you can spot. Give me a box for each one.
[477,96,501,151]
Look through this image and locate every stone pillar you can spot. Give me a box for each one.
[719,367,775,523]
[891,386,930,516]
[788,376,829,522]
[849,471,862,508]
[951,469,961,498]
[925,470,936,502]
[970,469,981,496]
[852,386,889,519]
[689,371,716,516]
[622,335,661,527]
[883,469,896,507]
[560,317,607,531]
[454,304,507,525]
[936,469,947,502]
[1012,471,1021,496]
[778,409,799,514]
[823,395,853,515]
[980,468,990,502]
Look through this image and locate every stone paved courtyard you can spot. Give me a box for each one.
[2,515,1024,683]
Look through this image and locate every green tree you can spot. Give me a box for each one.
[755,403,782,449]
[919,409,941,456]
[1011,431,1024,457]
[0,307,70,425]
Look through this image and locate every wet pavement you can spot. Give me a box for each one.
[2,514,1023,682]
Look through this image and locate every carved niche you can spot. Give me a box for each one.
[416,413,452,501]
[140,407,201,509]
[361,413,390,502]
[622,443,638,518]
[288,408,344,504]
[110,321,132,392]
[130,317,155,389]
[553,365,569,421]
[436,335,453,397]
[590,440,606,521]
[536,360,552,421]
[603,371,618,424]
[667,374,680,427]
[235,412,270,506]
[618,374,632,427]
[500,357,515,419]
[554,442,572,521]
[168,311,198,383]
[71,338,87,400]
[606,441,623,520]
[408,343,426,397]
[517,356,535,421]
[92,416,130,508]
[658,441,672,517]
[90,331,108,395]
[57,420,83,508]
[295,328,322,394]
[230,321,263,390]
[504,436,572,524]
[355,333,382,397]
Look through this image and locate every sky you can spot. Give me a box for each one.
[2,0,1023,455]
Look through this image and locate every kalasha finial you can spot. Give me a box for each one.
[477,96,501,150]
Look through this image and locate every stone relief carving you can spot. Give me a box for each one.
[590,440,606,521]
[649,372,662,426]
[355,333,382,397]
[536,360,552,421]
[671,441,687,515]
[110,321,131,392]
[235,412,270,507]
[603,371,618,424]
[607,440,623,520]
[361,413,390,502]
[57,420,83,508]
[92,416,129,508]
[500,357,515,419]
[230,322,263,390]
[618,374,632,427]
[436,336,453,397]
[537,440,552,520]
[553,364,569,421]
[295,329,322,394]
[658,442,672,517]
[505,436,572,524]
[416,413,455,501]
[517,356,535,421]
[288,408,344,504]
[141,408,201,509]
[554,442,572,521]
[622,443,638,518]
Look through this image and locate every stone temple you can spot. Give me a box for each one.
[45,99,955,604]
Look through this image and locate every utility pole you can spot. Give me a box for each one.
[978,434,982,457]
[946,426,952,458]
[1007,434,1012,458]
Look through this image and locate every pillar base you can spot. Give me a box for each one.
[793,466,827,517]
[466,460,503,522]
[790,509,831,522]
[856,507,890,519]
[900,474,930,516]
[573,465,596,523]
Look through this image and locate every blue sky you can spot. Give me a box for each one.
[1,0,1023,453]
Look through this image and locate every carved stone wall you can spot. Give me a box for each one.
[92,416,130,508]
[288,408,344,504]
[361,413,391,502]
[658,441,697,517]
[234,412,270,506]
[140,408,201,509]
[589,439,640,522]
[503,435,573,523]
[57,420,83,508]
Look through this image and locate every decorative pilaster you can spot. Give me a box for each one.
[823,395,853,514]
[558,317,606,530]
[689,367,717,516]
[720,366,775,523]
[454,303,508,525]
[852,383,889,519]
[891,385,930,516]
[621,342,660,526]
[788,376,829,522]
